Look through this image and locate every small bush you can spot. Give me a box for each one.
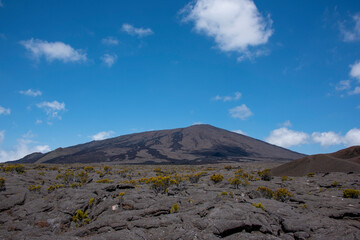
[224,165,232,171]
[28,185,41,192]
[104,166,112,174]
[210,174,224,183]
[220,191,228,196]
[3,164,25,174]
[71,182,82,188]
[281,176,288,181]
[307,173,315,178]
[84,166,94,172]
[274,188,292,202]
[170,203,179,213]
[331,181,338,187]
[118,192,125,200]
[96,179,113,183]
[72,209,90,227]
[343,189,360,199]
[252,202,265,211]
[257,186,273,199]
[89,198,95,206]
[229,178,241,189]
[0,177,5,191]
[258,169,271,181]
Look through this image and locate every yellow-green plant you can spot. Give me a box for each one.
[274,188,292,202]
[170,203,179,213]
[104,166,112,174]
[257,186,273,199]
[0,177,5,191]
[258,169,271,181]
[331,181,338,187]
[72,209,90,227]
[210,174,224,183]
[84,166,94,172]
[229,178,241,189]
[220,191,228,196]
[307,173,315,178]
[96,179,113,183]
[252,202,265,211]
[343,189,360,199]
[28,185,41,192]
[89,198,95,206]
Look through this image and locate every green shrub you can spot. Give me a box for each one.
[307,173,315,177]
[229,178,241,189]
[89,198,95,206]
[274,188,292,202]
[258,169,271,181]
[252,202,265,211]
[84,166,94,172]
[28,185,41,192]
[3,164,25,173]
[0,177,5,191]
[220,191,228,196]
[72,209,90,227]
[71,182,82,188]
[96,179,113,183]
[224,165,232,171]
[104,166,112,174]
[331,181,338,187]
[170,203,179,213]
[210,174,224,183]
[257,186,273,199]
[343,189,360,199]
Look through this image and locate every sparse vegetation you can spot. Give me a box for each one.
[307,173,315,178]
[210,174,224,183]
[343,189,360,199]
[252,202,265,211]
[229,178,241,189]
[28,185,41,192]
[72,209,90,227]
[3,164,26,174]
[258,169,271,181]
[257,186,273,199]
[170,203,179,213]
[0,177,5,191]
[274,188,292,202]
[89,198,95,206]
[96,179,113,183]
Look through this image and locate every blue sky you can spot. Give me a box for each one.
[1,0,360,162]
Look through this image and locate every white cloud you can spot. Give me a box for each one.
[101,36,119,45]
[192,122,203,125]
[0,106,10,115]
[281,120,292,127]
[121,24,153,37]
[229,104,253,120]
[343,128,360,146]
[91,131,115,141]
[36,101,66,118]
[312,131,343,147]
[349,86,360,95]
[181,0,273,60]
[0,130,4,144]
[336,80,351,91]
[0,132,50,163]
[20,38,87,63]
[213,92,242,102]
[101,53,117,67]
[35,120,43,124]
[340,14,360,42]
[350,61,360,82]
[232,129,247,135]
[19,89,42,97]
[265,127,309,148]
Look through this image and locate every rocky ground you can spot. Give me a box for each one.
[0,162,359,240]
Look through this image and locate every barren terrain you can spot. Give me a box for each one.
[0,162,359,240]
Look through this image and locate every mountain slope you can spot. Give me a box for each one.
[15,124,305,164]
[271,146,360,176]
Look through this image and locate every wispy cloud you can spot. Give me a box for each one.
[340,13,360,42]
[181,0,273,61]
[0,130,4,144]
[0,106,10,115]
[20,38,87,63]
[350,61,360,82]
[349,86,360,95]
[335,80,351,91]
[232,129,247,135]
[101,53,117,67]
[36,101,66,118]
[121,23,153,37]
[213,92,242,102]
[0,131,50,162]
[19,89,42,97]
[229,104,253,120]
[91,131,115,141]
[101,36,119,45]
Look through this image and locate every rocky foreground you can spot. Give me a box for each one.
[0,163,359,240]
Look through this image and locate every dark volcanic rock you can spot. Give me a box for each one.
[14,124,304,164]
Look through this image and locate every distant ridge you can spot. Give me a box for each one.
[271,146,360,176]
[14,124,305,164]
